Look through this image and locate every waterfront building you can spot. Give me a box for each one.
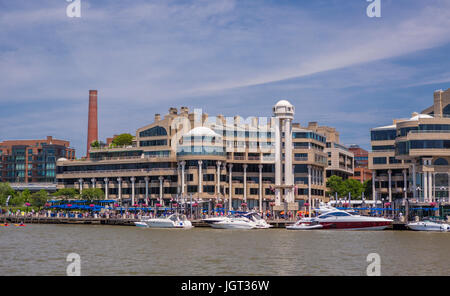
[348,144,372,184]
[56,100,329,211]
[0,136,75,186]
[306,122,354,180]
[369,88,450,203]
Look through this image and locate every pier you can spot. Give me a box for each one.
[0,216,295,228]
[1,215,137,226]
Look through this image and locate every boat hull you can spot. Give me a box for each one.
[319,221,392,230]
[210,223,255,229]
[286,223,323,230]
[407,222,450,232]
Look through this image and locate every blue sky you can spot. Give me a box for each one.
[1,0,450,157]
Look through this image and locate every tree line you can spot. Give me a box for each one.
[0,182,105,210]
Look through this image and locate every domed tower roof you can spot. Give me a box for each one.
[273,99,294,119]
[275,100,293,107]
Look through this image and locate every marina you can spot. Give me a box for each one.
[0,214,423,230]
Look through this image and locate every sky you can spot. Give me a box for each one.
[1,0,450,157]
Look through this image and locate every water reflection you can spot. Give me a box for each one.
[0,225,449,276]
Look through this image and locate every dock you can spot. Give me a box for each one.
[1,216,137,226]
[0,215,407,230]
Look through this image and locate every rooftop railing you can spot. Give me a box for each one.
[61,168,178,175]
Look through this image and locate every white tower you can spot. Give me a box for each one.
[273,100,295,205]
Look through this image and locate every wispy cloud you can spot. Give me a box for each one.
[0,0,450,155]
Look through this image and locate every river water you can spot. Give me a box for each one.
[1,224,449,276]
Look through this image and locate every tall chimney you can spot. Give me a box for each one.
[86,90,98,158]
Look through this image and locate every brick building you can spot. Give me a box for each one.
[0,136,75,183]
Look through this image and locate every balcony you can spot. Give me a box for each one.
[247,156,260,160]
[60,168,178,175]
[294,157,308,161]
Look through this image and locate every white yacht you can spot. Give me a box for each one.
[407,220,450,232]
[209,212,271,229]
[202,216,231,225]
[210,217,257,229]
[134,213,193,228]
[288,210,392,230]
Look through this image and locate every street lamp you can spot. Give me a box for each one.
[416,186,422,203]
[440,186,446,204]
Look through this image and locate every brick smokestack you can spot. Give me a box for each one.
[86,90,98,158]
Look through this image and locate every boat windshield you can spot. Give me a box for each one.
[318,211,351,219]
[169,215,179,222]
[244,213,262,221]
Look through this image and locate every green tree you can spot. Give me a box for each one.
[30,189,49,209]
[22,189,32,203]
[326,175,344,198]
[81,188,104,201]
[10,191,26,207]
[341,179,364,200]
[90,140,100,148]
[53,188,79,200]
[111,133,133,147]
[363,179,372,199]
[0,182,15,206]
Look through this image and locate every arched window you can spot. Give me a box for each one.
[139,126,167,137]
[434,158,449,166]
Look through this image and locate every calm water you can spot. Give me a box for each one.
[1,224,449,276]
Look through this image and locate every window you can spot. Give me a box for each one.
[373,157,387,164]
[139,126,167,137]
[372,145,395,151]
[250,188,258,195]
[203,174,215,181]
[371,129,396,141]
[434,158,449,166]
[203,185,215,193]
[140,139,167,147]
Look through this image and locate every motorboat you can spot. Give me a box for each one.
[293,210,392,230]
[243,212,272,229]
[407,220,450,232]
[202,216,231,224]
[210,217,257,229]
[134,213,193,228]
[286,220,323,230]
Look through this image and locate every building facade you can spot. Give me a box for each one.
[348,144,372,183]
[306,122,354,180]
[0,136,75,184]
[56,101,329,210]
[369,89,450,203]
